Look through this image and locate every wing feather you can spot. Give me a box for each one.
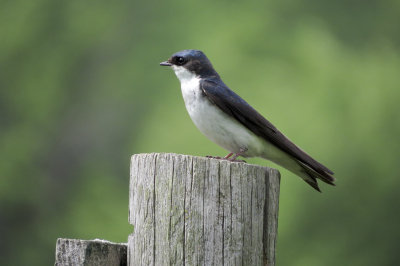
[200,78,334,176]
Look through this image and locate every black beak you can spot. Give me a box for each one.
[160,61,172,66]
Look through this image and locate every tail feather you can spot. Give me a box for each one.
[259,146,335,192]
[303,176,321,192]
[299,161,335,185]
[298,161,336,191]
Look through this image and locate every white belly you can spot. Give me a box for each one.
[179,75,263,157]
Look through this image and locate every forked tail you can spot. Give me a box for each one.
[297,161,336,192]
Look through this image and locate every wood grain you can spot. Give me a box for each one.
[55,238,127,266]
[128,153,280,266]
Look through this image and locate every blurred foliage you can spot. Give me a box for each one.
[0,0,399,265]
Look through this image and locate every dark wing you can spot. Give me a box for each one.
[200,78,334,176]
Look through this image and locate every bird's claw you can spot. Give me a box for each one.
[205,155,246,163]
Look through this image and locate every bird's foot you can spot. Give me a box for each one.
[227,148,248,163]
[206,152,233,160]
[206,151,247,163]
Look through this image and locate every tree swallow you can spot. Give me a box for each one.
[160,49,335,191]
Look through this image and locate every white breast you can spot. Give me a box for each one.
[172,66,264,157]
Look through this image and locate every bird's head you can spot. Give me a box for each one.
[160,49,218,80]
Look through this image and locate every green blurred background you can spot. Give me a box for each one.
[1,0,400,265]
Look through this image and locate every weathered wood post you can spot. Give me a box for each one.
[128,153,280,266]
[54,238,127,266]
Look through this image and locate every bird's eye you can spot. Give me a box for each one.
[175,56,186,65]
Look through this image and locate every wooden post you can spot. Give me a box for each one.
[55,238,127,266]
[128,153,280,266]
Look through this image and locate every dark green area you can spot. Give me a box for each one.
[1,0,399,265]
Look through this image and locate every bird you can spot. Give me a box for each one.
[160,49,335,192]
